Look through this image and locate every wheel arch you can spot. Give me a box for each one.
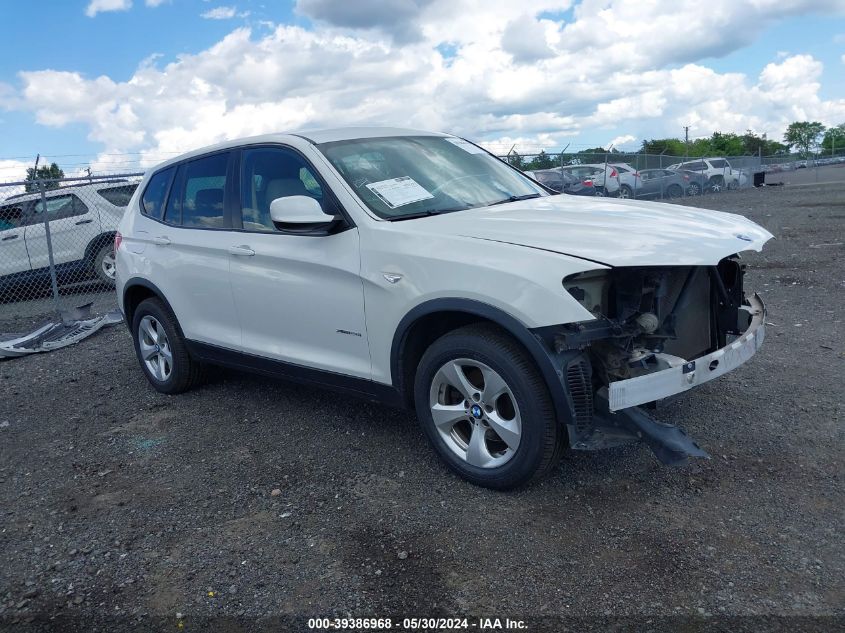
[122,277,180,332]
[390,298,571,424]
[84,231,117,264]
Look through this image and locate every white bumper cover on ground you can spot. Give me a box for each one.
[608,294,765,412]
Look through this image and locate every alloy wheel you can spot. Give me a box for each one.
[428,359,522,468]
[138,315,173,382]
[101,250,116,279]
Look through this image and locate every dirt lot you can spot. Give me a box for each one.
[1,184,843,632]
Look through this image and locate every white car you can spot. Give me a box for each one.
[560,164,621,196]
[0,181,138,296]
[115,128,771,489]
[667,157,745,191]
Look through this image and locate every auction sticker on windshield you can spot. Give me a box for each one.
[444,137,486,154]
[366,177,434,209]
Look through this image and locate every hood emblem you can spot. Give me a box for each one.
[735,234,753,242]
[383,273,403,284]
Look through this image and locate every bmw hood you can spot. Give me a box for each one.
[418,195,773,267]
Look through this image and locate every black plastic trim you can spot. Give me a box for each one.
[390,298,572,426]
[186,340,403,407]
[121,277,180,330]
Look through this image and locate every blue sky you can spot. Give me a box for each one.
[1,1,844,178]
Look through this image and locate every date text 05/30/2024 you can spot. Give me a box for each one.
[307,617,528,630]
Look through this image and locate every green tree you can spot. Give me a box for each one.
[526,150,555,170]
[783,121,825,157]
[821,124,845,154]
[640,138,687,156]
[24,162,65,192]
[707,132,744,156]
[506,151,524,169]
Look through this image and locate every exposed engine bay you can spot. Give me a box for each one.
[539,256,764,466]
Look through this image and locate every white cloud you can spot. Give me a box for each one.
[145,0,169,6]
[0,159,34,185]
[608,135,637,150]
[85,0,131,17]
[201,6,238,20]
[9,0,845,166]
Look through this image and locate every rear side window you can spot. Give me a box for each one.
[683,161,706,171]
[142,167,175,220]
[32,193,88,221]
[178,152,230,229]
[97,184,139,207]
[709,159,728,169]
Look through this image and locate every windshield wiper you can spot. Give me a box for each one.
[488,193,542,206]
[388,207,468,222]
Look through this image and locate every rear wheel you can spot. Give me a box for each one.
[687,182,702,196]
[93,243,116,286]
[414,324,563,489]
[708,176,724,193]
[617,185,632,199]
[667,184,683,199]
[132,298,206,394]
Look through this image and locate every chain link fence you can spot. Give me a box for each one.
[0,173,142,332]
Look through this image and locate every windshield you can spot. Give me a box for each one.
[318,135,548,219]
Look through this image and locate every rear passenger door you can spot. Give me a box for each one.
[24,192,99,270]
[142,151,242,350]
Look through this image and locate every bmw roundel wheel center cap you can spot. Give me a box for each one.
[471,404,483,419]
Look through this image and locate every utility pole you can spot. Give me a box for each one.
[683,126,690,154]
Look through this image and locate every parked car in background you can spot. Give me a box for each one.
[677,169,710,196]
[631,169,686,199]
[560,164,620,196]
[0,181,138,297]
[116,127,772,489]
[609,164,641,198]
[528,168,596,196]
[666,158,743,192]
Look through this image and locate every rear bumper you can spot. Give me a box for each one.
[607,293,765,412]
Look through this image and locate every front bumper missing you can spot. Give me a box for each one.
[607,293,765,412]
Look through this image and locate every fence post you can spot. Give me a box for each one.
[36,179,61,316]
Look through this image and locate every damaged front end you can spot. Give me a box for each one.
[538,257,765,466]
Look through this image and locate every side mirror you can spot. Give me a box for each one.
[269,195,335,226]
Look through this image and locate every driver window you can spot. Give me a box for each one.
[240,148,324,232]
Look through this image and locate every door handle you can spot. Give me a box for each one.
[75,219,93,225]
[228,245,255,256]
[152,236,171,246]
[2,234,18,241]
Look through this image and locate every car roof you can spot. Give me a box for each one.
[2,179,137,203]
[150,127,450,173]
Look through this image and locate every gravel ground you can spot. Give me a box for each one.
[0,185,842,632]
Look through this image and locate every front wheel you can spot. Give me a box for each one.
[414,324,564,489]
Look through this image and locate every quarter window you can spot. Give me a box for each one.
[240,147,325,232]
[97,184,139,207]
[142,167,175,220]
[0,204,25,231]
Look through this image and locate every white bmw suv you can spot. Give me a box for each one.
[115,128,771,489]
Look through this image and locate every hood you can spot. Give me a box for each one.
[414,195,773,267]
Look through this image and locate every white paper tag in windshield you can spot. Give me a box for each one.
[444,137,486,154]
[366,177,434,209]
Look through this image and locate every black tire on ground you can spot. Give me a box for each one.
[687,182,702,196]
[413,323,564,490]
[708,176,724,192]
[667,184,683,199]
[132,297,206,394]
[92,243,116,286]
[617,185,632,199]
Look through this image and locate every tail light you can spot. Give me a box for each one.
[583,179,594,186]
[683,174,690,181]
[633,171,639,178]
[609,168,618,177]
[114,231,123,252]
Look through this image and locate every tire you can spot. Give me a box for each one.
[132,297,206,394]
[707,176,724,193]
[667,184,683,199]
[413,323,564,490]
[687,182,701,196]
[617,185,632,199]
[594,187,606,197]
[93,243,116,286]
